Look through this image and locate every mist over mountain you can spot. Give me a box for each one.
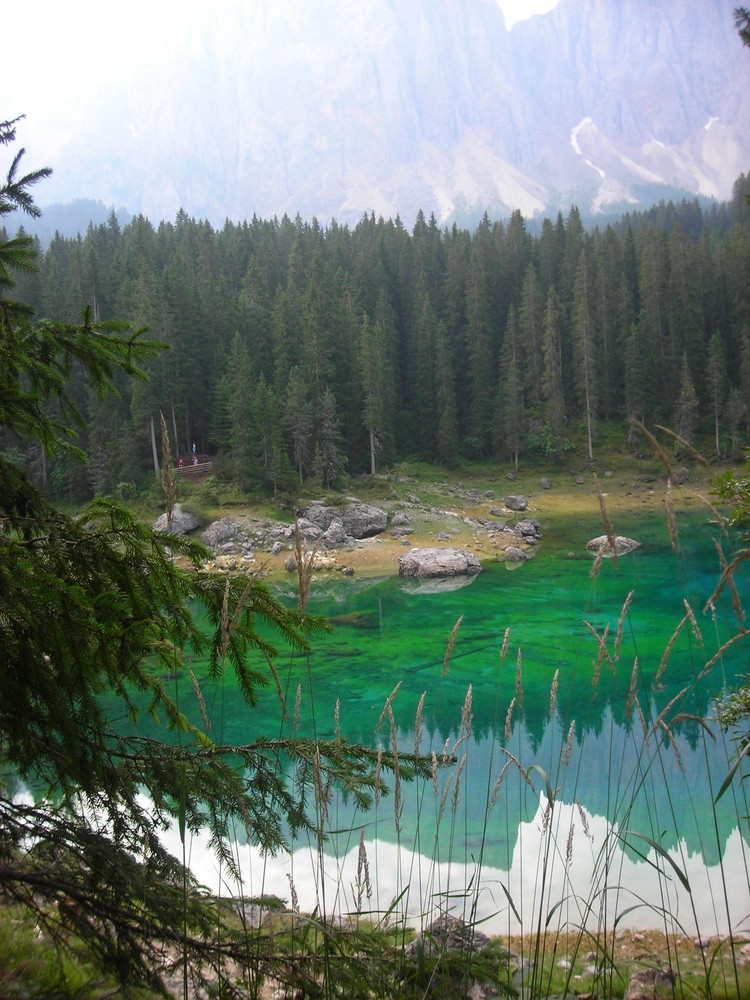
[31,0,750,228]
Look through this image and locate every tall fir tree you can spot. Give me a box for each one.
[673,351,700,449]
[705,331,727,457]
[571,254,599,461]
[358,314,393,476]
[498,305,526,470]
[433,320,459,467]
[284,365,313,484]
[314,386,347,488]
[518,263,544,411]
[541,286,567,458]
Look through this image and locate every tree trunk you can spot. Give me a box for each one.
[150,416,160,477]
[172,405,180,459]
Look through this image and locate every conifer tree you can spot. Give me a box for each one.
[465,228,497,455]
[285,365,313,484]
[253,373,289,492]
[706,331,727,457]
[359,314,393,475]
[624,319,651,443]
[571,255,598,461]
[314,386,347,488]
[739,325,750,436]
[226,331,256,487]
[736,6,750,48]
[411,289,438,457]
[726,386,746,458]
[674,351,700,449]
[541,286,567,458]
[0,119,423,992]
[518,264,544,409]
[433,320,459,466]
[498,305,526,469]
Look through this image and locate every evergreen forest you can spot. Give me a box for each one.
[6,174,750,501]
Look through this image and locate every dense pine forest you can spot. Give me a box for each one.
[6,175,750,502]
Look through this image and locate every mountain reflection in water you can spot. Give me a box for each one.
[148,508,750,933]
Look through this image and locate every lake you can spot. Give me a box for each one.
[157,501,750,937]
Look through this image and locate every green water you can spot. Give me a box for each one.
[133,506,750,930]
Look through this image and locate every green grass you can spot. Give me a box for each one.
[0,903,158,999]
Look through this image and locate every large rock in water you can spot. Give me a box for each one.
[152,503,199,535]
[398,547,482,579]
[586,534,641,557]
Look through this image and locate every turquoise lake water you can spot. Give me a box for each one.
[140,503,750,934]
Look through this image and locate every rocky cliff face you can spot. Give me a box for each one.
[43,0,749,225]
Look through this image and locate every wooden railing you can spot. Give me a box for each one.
[174,460,213,478]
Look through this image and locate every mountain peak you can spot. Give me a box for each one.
[23,0,750,226]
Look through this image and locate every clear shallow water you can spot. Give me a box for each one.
[143,506,750,933]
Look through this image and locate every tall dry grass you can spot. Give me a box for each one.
[178,446,750,999]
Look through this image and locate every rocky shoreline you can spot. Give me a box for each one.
[156,487,545,580]
[153,461,708,582]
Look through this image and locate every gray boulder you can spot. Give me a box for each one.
[672,466,689,485]
[514,518,542,539]
[302,503,338,530]
[407,914,489,958]
[503,546,527,563]
[398,547,482,579]
[342,502,387,538]
[503,494,529,511]
[301,501,387,539]
[586,534,641,557]
[623,969,674,1000]
[322,517,351,547]
[201,517,240,548]
[153,503,199,536]
[286,518,322,542]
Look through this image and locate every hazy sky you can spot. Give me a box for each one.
[7,0,561,146]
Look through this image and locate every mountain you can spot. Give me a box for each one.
[31,0,750,228]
